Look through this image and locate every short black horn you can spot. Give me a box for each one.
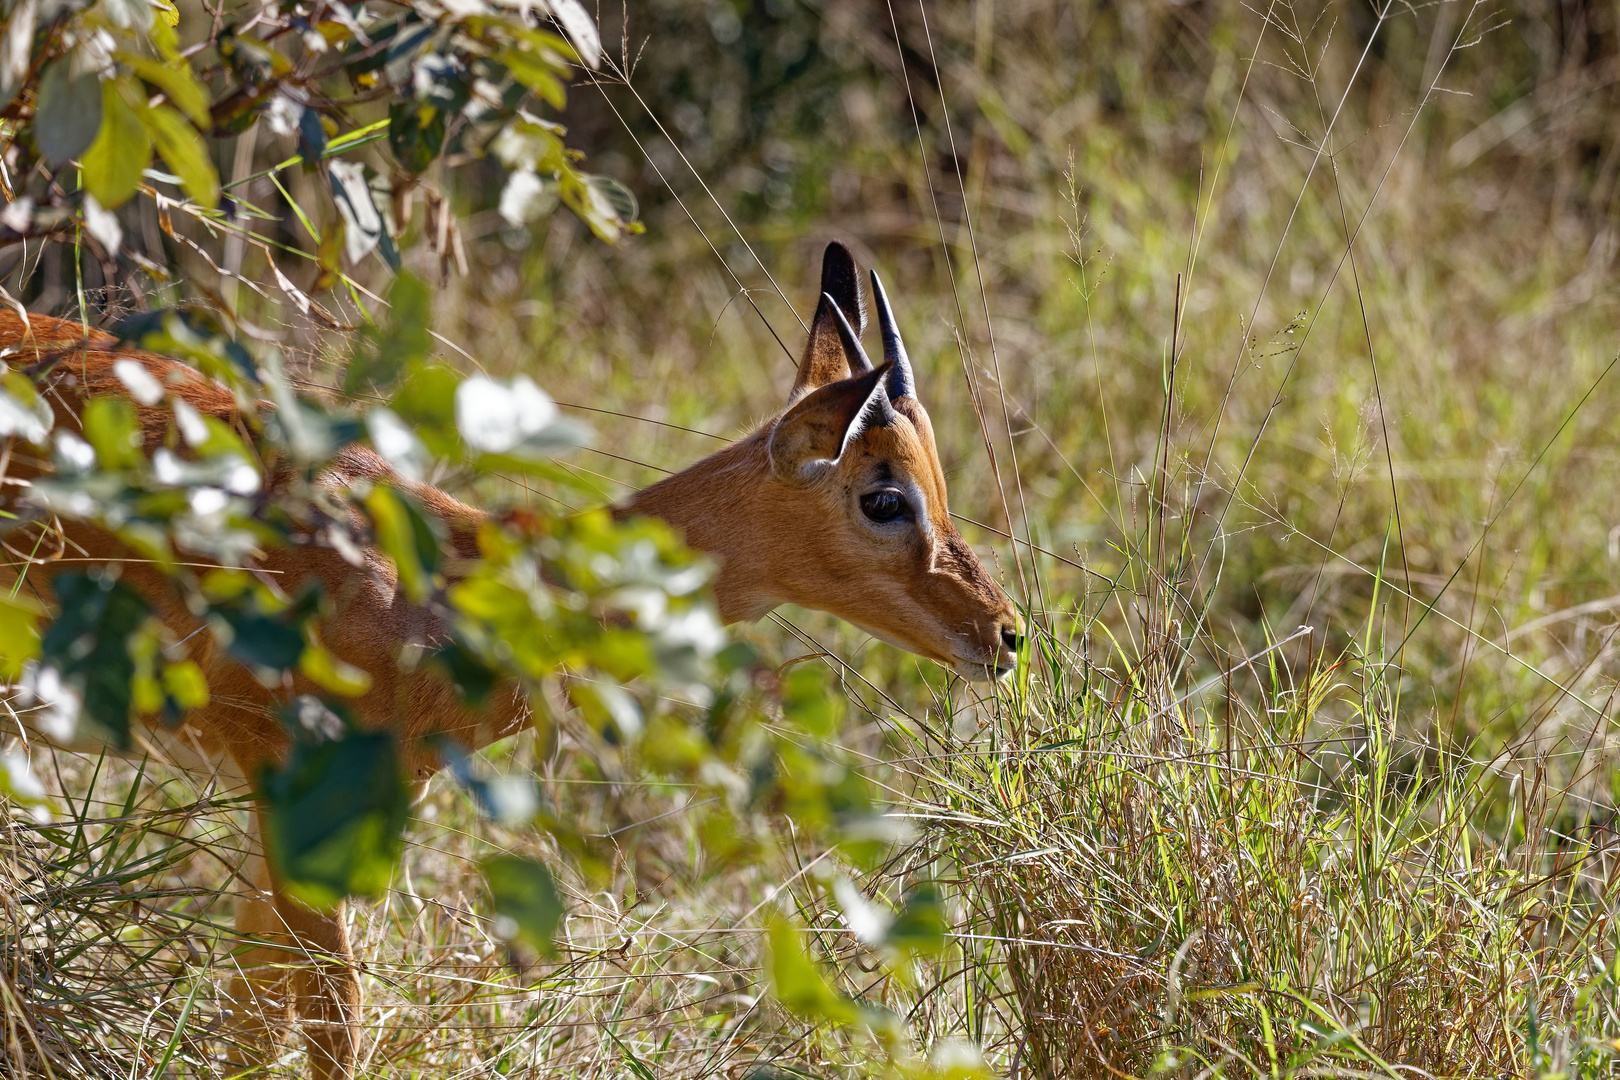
[823,292,874,374]
[870,271,915,400]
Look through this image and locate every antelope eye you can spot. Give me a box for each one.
[860,489,908,523]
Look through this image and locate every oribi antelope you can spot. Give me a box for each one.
[0,241,1019,1077]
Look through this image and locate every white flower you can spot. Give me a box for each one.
[53,430,96,472]
[834,879,891,945]
[189,486,229,516]
[83,194,121,255]
[498,168,555,226]
[455,374,558,455]
[173,399,210,447]
[21,662,81,742]
[0,196,33,234]
[366,407,428,481]
[112,358,163,405]
[265,93,305,137]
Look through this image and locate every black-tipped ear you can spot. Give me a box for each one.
[769,363,896,484]
[869,270,915,401]
[818,241,865,335]
[790,241,868,399]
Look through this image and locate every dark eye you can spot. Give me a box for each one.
[860,489,908,523]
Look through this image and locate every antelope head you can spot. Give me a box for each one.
[629,242,1021,679]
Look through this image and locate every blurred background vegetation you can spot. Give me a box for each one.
[425,0,1620,760]
[12,0,1620,1075]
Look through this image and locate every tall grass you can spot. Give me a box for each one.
[923,604,1620,1075]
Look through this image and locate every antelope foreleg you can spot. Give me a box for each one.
[227,811,361,1079]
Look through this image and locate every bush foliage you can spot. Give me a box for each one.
[0,0,968,1073]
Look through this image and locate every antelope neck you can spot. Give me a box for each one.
[624,429,786,623]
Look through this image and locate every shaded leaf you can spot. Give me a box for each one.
[34,58,102,166]
[585,174,637,224]
[297,105,328,164]
[40,574,149,749]
[329,159,386,265]
[388,99,444,175]
[430,638,499,706]
[219,611,304,670]
[483,855,564,956]
[885,884,947,956]
[261,718,409,909]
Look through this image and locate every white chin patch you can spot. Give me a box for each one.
[951,659,1007,683]
[850,621,918,655]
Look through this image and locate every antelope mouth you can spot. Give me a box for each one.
[950,655,1016,683]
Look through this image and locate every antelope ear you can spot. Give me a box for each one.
[789,241,868,400]
[769,363,896,484]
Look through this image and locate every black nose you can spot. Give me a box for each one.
[1000,624,1023,654]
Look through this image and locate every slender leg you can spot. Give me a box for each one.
[279,890,361,1080]
[225,809,362,1079]
[224,824,294,1074]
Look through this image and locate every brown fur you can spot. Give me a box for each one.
[0,247,1016,1077]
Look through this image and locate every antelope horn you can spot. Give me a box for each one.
[823,291,875,374]
[869,271,915,400]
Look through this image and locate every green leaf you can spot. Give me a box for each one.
[885,884,947,956]
[261,717,409,910]
[483,855,564,956]
[81,79,152,209]
[766,916,857,1025]
[117,52,210,127]
[219,611,304,670]
[82,396,144,471]
[429,639,499,706]
[346,272,433,395]
[160,659,208,709]
[391,361,462,454]
[138,102,219,208]
[0,593,41,681]
[498,48,567,109]
[41,574,150,749]
[782,666,842,739]
[34,59,103,166]
[299,635,372,697]
[388,99,445,175]
[364,486,442,603]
